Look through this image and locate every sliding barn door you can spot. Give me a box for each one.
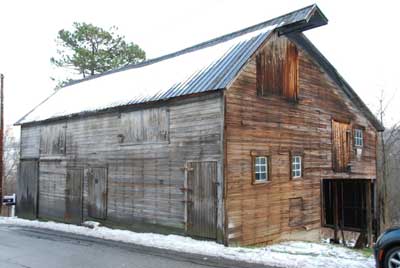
[17,160,39,219]
[88,167,108,219]
[186,161,217,239]
[65,168,83,224]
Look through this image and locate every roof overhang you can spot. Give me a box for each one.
[277,5,328,35]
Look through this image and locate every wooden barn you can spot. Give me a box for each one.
[16,5,384,246]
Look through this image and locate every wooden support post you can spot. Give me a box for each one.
[333,181,339,243]
[0,74,3,216]
[366,180,373,247]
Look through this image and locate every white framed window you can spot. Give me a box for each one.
[354,128,363,147]
[253,156,269,183]
[292,155,302,178]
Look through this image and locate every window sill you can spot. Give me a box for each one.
[257,93,299,104]
[40,155,67,161]
[252,180,271,185]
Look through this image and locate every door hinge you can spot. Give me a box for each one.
[179,187,192,192]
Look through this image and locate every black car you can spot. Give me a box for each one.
[375,227,400,268]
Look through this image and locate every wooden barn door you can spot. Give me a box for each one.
[88,167,108,219]
[65,168,83,224]
[186,161,217,239]
[332,120,351,172]
[17,160,39,219]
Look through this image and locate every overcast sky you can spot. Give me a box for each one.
[0,0,399,129]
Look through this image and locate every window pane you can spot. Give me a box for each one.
[255,172,266,181]
[354,129,363,147]
[292,155,302,178]
[254,156,269,182]
[256,165,260,173]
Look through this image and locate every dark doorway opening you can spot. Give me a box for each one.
[322,179,374,232]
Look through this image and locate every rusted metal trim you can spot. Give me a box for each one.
[179,187,192,192]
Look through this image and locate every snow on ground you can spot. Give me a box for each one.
[0,217,374,268]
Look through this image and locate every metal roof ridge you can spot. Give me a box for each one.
[60,4,319,89]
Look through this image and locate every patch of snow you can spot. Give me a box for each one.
[0,217,374,268]
[82,221,101,229]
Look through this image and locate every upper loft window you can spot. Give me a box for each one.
[354,128,363,147]
[40,123,66,155]
[121,107,169,144]
[332,120,351,172]
[256,39,299,102]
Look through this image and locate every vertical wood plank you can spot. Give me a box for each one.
[366,180,372,247]
[88,167,108,219]
[16,160,39,219]
[187,161,217,239]
[65,168,83,224]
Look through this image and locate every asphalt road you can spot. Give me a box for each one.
[0,225,271,268]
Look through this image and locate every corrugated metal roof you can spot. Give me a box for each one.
[17,4,323,125]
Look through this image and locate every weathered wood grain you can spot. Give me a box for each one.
[19,93,224,241]
[187,161,217,239]
[38,160,67,220]
[224,32,377,246]
[65,168,83,224]
[88,167,107,219]
[20,126,40,159]
[16,160,38,219]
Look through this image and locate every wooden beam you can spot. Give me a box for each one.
[0,74,3,215]
[366,180,373,247]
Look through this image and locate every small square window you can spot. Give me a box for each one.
[291,155,302,179]
[253,156,269,183]
[354,129,363,147]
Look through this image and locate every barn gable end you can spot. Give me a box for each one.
[16,5,381,246]
[224,32,379,245]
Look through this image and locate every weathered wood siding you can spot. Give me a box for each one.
[16,160,39,219]
[20,126,40,159]
[187,161,218,239]
[224,33,377,245]
[38,160,67,220]
[40,122,67,156]
[88,167,108,219]
[19,93,224,239]
[65,168,84,224]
